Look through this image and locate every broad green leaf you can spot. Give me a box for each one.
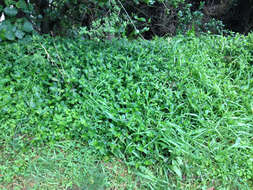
[5,21,16,32]
[16,0,27,10]
[15,29,25,39]
[0,21,17,40]
[5,30,15,40]
[4,7,18,17]
[23,21,33,33]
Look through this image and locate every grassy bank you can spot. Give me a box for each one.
[0,34,252,189]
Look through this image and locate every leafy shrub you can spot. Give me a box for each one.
[0,4,33,41]
[0,0,233,41]
[0,34,252,188]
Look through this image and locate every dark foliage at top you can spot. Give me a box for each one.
[1,0,253,41]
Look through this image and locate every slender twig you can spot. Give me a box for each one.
[117,0,144,39]
[40,43,65,79]
[52,37,69,78]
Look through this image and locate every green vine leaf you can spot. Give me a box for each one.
[16,0,27,10]
[23,21,33,33]
[5,30,15,40]
[15,29,25,39]
[4,7,18,17]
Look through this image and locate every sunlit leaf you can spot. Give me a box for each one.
[15,29,25,39]
[16,0,27,10]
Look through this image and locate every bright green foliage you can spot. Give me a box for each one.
[0,34,253,188]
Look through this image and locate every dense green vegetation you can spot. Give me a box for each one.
[0,34,252,189]
[1,0,253,41]
[1,1,252,189]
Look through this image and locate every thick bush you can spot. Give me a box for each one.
[1,0,246,41]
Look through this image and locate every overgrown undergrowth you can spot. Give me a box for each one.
[0,34,253,189]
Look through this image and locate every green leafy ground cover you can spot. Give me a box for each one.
[0,34,253,189]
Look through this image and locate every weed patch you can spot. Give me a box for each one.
[0,34,252,189]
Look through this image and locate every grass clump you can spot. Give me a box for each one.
[0,34,252,189]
